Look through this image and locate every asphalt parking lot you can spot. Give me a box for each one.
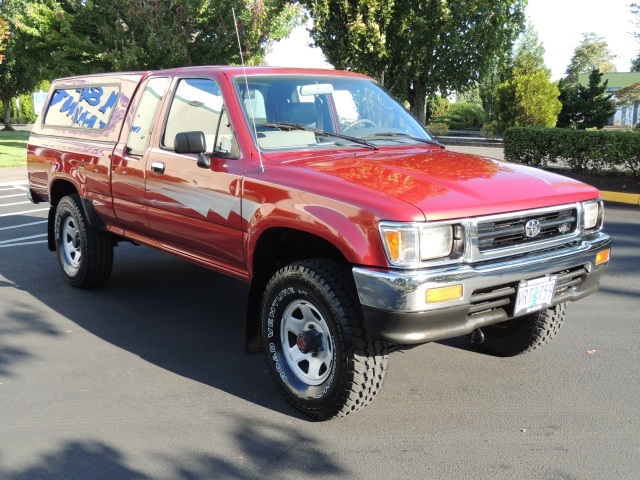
[1,181,639,480]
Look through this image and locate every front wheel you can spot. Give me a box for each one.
[54,194,114,288]
[261,259,388,420]
[477,303,567,356]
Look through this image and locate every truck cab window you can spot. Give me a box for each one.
[163,78,226,154]
[127,78,169,156]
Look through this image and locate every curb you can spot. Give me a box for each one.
[601,191,640,206]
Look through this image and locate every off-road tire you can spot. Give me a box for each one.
[54,194,113,288]
[479,303,567,357]
[261,259,388,420]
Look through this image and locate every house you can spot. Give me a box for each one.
[578,72,640,127]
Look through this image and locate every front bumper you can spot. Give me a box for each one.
[352,232,611,344]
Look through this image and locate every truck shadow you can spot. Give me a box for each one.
[1,237,304,420]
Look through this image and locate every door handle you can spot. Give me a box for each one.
[150,161,165,174]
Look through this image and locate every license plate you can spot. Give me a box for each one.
[514,275,557,316]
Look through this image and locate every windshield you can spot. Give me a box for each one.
[233,75,434,151]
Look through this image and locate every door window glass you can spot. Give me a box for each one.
[127,78,170,156]
[163,78,223,153]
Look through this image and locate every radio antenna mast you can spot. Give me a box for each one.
[232,7,265,174]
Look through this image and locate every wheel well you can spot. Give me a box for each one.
[49,180,79,207]
[253,228,347,281]
[47,180,80,251]
[245,228,349,354]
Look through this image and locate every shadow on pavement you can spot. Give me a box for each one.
[0,228,304,420]
[0,417,345,479]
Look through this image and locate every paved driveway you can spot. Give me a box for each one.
[0,185,638,479]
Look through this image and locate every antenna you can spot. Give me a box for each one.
[232,7,265,174]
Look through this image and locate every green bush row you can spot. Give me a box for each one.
[503,127,640,177]
[430,115,469,130]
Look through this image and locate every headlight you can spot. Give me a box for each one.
[380,223,456,266]
[420,225,454,260]
[583,200,603,231]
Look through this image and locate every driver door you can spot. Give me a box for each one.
[145,77,246,271]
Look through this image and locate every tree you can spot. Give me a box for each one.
[565,33,616,86]
[302,0,526,124]
[0,17,8,64]
[556,78,581,128]
[11,0,303,78]
[495,27,561,130]
[632,3,640,72]
[616,82,640,107]
[0,2,40,130]
[557,69,616,130]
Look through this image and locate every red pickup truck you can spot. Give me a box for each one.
[27,66,611,420]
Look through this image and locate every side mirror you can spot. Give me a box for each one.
[174,131,210,169]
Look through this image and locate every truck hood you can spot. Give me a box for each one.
[294,147,601,221]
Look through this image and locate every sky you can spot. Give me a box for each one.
[265,0,638,80]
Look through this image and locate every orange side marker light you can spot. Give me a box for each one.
[595,249,610,266]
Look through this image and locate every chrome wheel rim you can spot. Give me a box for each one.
[280,299,334,385]
[61,216,81,269]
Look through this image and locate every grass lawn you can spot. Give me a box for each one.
[0,130,29,168]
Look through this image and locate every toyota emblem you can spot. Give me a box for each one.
[524,219,541,238]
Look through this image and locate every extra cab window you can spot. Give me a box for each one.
[44,86,120,129]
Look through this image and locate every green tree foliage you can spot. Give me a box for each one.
[302,0,526,124]
[456,86,482,105]
[478,64,507,122]
[10,0,303,78]
[0,2,40,130]
[565,33,617,86]
[615,82,640,108]
[495,27,561,131]
[426,95,450,119]
[557,69,616,130]
[632,3,640,72]
[0,17,8,64]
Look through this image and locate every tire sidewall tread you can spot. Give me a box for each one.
[261,259,388,420]
[54,194,113,288]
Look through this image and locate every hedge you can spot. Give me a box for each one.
[503,127,640,177]
[429,115,469,130]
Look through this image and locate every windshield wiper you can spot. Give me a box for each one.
[363,132,444,147]
[260,122,379,150]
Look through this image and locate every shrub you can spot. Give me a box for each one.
[429,115,469,130]
[504,127,640,176]
[9,93,37,124]
[448,102,487,128]
[481,122,498,139]
[426,122,450,137]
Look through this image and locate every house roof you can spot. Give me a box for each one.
[578,72,640,90]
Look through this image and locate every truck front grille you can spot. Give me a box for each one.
[477,207,578,252]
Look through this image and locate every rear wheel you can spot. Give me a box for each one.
[478,303,567,356]
[54,194,113,288]
[261,259,388,420]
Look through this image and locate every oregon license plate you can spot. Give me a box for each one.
[514,276,557,316]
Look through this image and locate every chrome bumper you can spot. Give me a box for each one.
[352,232,611,344]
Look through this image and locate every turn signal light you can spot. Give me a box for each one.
[426,285,463,303]
[595,249,610,266]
